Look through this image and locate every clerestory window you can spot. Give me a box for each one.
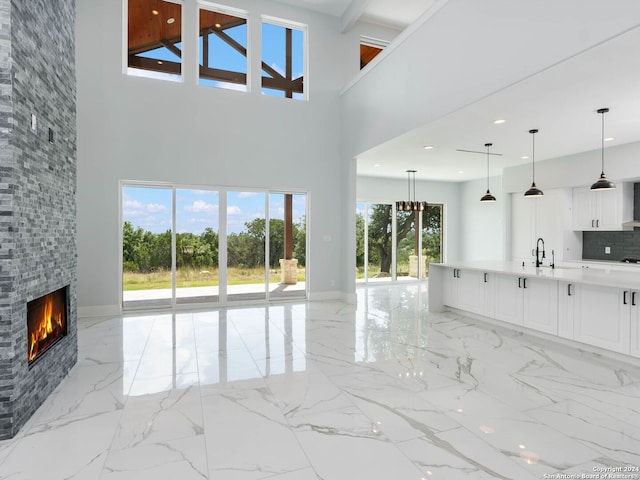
[127,0,183,81]
[198,3,248,91]
[261,17,307,100]
[360,36,387,70]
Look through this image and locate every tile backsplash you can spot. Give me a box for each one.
[583,230,640,261]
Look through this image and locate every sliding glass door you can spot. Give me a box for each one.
[226,191,267,302]
[175,189,220,305]
[355,202,443,284]
[121,183,307,309]
[367,204,392,282]
[269,193,306,300]
[122,186,173,309]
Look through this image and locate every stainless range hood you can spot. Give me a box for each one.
[622,183,640,227]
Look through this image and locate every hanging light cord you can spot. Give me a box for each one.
[485,143,491,191]
[600,109,605,175]
[531,132,536,182]
[412,171,416,203]
[407,170,411,201]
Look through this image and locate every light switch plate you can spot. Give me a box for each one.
[605,246,611,254]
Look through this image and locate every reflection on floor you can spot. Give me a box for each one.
[123,282,306,310]
[2,284,640,479]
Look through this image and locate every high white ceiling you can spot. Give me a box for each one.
[356,25,640,182]
[273,0,434,30]
[272,0,640,183]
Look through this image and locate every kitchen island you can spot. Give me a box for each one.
[428,261,640,358]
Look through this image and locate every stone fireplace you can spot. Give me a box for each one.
[0,0,77,439]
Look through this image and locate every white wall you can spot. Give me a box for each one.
[357,176,462,262]
[459,176,506,261]
[341,0,640,161]
[76,0,354,312]
[503,141,640,193]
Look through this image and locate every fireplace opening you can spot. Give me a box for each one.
[27,286,68,366]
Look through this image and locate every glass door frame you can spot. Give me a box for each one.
[355,201,444,285]
[120,181,309,310]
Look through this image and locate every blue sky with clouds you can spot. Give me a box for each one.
[123,187,306,235]
[133,11,304,95]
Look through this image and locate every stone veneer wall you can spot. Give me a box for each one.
[0,0,77,439]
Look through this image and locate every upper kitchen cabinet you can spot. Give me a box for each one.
[572,183,633,231]
[511,189,567,264]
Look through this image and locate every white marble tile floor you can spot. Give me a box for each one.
[1,284,639,479]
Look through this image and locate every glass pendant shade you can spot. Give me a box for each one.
[590,108,615,191]
[480,143,496,203]
[524,129,543,198]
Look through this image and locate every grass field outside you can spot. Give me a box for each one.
[123,267,306,291]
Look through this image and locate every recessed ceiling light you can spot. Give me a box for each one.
[167,17,175,24]
[521,155,529,160]
[493,119,506,125]
[215,23,221,28]
[458,170,464,174]
[157,60,164,65]
[423,145,434,150]
[151,9,159,15]
[374,164,381,167]
[604,137,614,142]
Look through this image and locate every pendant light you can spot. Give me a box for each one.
[590,107,615,191]
[396,169,427,212]
[480,143,497,202]
[524,129,543,198]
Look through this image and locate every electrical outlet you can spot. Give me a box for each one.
[605,246,611,254]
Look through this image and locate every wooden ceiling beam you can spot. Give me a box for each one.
[262,76,303,93]
[160,39,182,59]
[199,66,247,85]
[128,56,181,74]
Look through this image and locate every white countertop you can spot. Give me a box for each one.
[431,260,640,289]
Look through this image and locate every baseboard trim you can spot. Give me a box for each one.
[78,304,121,318]
[308,291,342,302]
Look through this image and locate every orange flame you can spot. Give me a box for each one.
[28,295,65,362]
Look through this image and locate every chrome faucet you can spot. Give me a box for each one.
[535,237,545,267]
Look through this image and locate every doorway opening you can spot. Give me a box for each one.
[356,202,442,283]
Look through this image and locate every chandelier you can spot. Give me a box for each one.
[396,169,427,212]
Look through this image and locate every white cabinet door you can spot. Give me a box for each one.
[630,290,640,358]
[574,284,630,354]
[572,187,594,230]
[535,190,564,266]
[443,268,458,308]
[572,184,632,231]
[444,269,493,317]
[522,277,558,335]
[493,274,522,325]
[511,194,535,262]
[513,190,565,265]
[595,189,621,230]
[457,269,486,315]
[493,274,558,333]
[558,281,576,339]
